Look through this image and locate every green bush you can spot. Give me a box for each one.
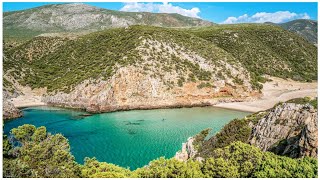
[133,157,204,178]
[81,157,131,178]
[286,96,317,109]
[3,125,80,178]
[197,82,213,89]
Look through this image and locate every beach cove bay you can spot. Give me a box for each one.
[4,106,249,170]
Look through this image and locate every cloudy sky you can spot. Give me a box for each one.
[3,2,317,24]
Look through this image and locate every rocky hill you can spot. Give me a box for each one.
[3,3,213,41]
[3,24,317,114]
[266,19,317,45]
[4,25,253,112]
[181,97,318,160]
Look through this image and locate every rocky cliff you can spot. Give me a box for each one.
[174,137,196,161]
[178,100,318,160]
[3,92,22,120]
[3,101,22,120]
[249,103,318,158]
[42,65,253,113]
[4,26,256,113]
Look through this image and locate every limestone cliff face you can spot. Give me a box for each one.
[175,137,201,162]
[3,92,22,120]
[249,103,318,158]
[176,102,318,161]
[3,100,22,120]
[42,65,255,113]
[2,96,22,120]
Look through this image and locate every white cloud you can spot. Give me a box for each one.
[120,2,201,18]
[222,11,310,24]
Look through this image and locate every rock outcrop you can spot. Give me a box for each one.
[3,100,22,120]
[249,103,318,158]
[175,137,199,162]
[3,91,22,120]
[176,101,318,161]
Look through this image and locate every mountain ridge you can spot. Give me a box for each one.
[3,3,214,41]
[265,19,317,45]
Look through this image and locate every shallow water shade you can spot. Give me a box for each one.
[4,106,249,170]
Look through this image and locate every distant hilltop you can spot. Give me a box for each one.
[3,3,214,40]
[265,19,317,45]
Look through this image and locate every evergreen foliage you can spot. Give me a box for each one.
[286,96,318,109]
[190,24,317,89]
[3,125,80,178]
[199,112,266,158]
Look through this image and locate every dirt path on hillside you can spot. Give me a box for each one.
[214,77,318,112]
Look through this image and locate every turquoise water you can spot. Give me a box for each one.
[4,106,249,170]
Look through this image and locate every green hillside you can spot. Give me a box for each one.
[4,25,243,93]
[4,24,317,93]
[189,24,317,88]
[271,19,318,45]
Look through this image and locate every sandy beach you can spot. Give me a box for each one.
[9,85,47,108]
[10,95,46,108]
[9,76,317,112]
[214,77,318,112]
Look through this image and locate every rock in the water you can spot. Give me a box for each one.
[249,103,318,158]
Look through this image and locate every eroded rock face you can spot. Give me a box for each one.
[3,100,22,120]
[249,103,318,158]
[43,66,254,113]
[174,137,197,162]
[3,91,22,120]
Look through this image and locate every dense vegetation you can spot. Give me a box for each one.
[189,24,317,89]
[198,111,266,158]
[3,125,80,177]
[3,124,318,178]
[4,25,242,93]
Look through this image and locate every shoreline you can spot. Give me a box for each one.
[212,104,260,113]
[13,102,254,115]
[9,77,317,114]
[10,95,47,108]
[214,77,317,113]
[16,103,47,109]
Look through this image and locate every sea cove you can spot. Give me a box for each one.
[4,106,249,169]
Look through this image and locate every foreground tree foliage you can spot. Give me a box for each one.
[81,158,131,178]
[3,124,318,178]
[133,157,204,178]
[3,125,80,178]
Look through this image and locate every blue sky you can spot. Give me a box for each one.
[3,2,317,24]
